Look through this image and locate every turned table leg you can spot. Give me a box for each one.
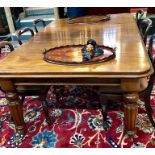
[121,78,143,137]
[123,93,139,137]
[6,92,25,134]
[0,80,25,134]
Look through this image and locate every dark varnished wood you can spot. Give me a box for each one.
[0,41,14,52]
[43,45,115,65]
[15,27,34,45]
[142,36,155,128]
[33,18,46,33]
[139,18,152,45]
[0,13,153,135]
[135,9,144,28]
[68,15,110,24]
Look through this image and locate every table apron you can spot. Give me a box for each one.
[0,77,144,93]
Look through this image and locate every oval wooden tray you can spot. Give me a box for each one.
[68,15,110,24]
[43,45,116,65]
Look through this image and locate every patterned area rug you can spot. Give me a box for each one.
[0,85,155,148]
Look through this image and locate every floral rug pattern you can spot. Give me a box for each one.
[0,85,155,148]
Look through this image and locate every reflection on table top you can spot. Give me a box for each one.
[0,13,153,78]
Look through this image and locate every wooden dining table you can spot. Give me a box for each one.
[0,13,153,136]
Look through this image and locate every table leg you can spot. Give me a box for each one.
[40,94,52,125]
[99,94,108,130]
[0,80,25,134]
[123,93,139,137]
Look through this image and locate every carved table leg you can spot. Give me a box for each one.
[6,92,25,134]
[123,93,139,137]
[0,80,25,134]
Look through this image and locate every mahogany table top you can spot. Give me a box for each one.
[0,13,153,78]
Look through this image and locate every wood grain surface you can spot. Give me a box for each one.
[0,13,153,78]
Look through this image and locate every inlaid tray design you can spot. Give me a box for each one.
[43,45,116,65]
[68,15,110,24]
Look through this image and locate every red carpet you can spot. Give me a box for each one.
[0,85,155,148]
